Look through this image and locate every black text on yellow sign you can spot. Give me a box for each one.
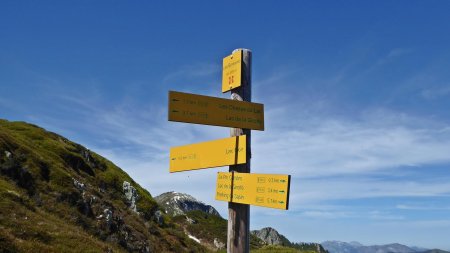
[222,50,242,92]
[215,172,291,210]
[170,136,246,173]
[168,91,264,130]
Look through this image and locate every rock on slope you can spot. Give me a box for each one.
[155,191,220,217]
[0,119,206,253]
[251,227,291,246]
[155,191,269,251]
[251,227,328,253]
[155,191,227,251]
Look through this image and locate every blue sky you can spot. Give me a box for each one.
[1,1,450,250]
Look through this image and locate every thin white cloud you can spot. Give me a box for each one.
[162,62,220,83]
[395,204,450,211]
[368,210,405,221]
[380,219,450,229]
[386,48,413,59]
[289,178,450,208]
[301,210,355,219]
[355,47,414,77]
[253,108,450,179]
[421,85,450,99]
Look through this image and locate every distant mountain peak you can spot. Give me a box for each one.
[154,191,221,217]
[349,241,364,247]
[251,227,291,246]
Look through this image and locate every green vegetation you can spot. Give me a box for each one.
[251,245,307,253]
[173,210,267,251]
[173,210,228,243]
[289,243,327,253]
[0,119,206,252]
[218,245,308,253]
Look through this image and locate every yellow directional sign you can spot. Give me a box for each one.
[168,91,264,130]
[215,172,291,210]
[222,50,242,92]
[170,136,246,173]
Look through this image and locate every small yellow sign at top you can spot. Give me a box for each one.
[222,50,242,92]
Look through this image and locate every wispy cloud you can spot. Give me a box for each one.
[300,210,355,219]
[380,219,450,229]
[360,47,414,76]
[368,210,404,221]
[290,178,450,206]
[396,204,450,211]
[253,108,450,179]
[162,62,220,83]
[421,85,450,99]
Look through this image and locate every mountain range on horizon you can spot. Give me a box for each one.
[321,241,449,253]
[1,119,448,253]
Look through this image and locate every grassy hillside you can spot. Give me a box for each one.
[0,119,206,252]
[172,210,266,251]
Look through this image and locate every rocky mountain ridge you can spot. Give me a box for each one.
[249,227,328,253]
[251,227,291,246]
[154,191,220,217]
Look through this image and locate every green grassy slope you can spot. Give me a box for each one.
[173,210,266,251]
[0,119,206,252]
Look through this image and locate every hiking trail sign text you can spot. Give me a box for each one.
[168,91,264,130]
[222,50,242,92]
[215,172,291,210]
[170,136,246,173]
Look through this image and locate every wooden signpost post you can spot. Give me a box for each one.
[227,48,252,253]
[167,48,290,253]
